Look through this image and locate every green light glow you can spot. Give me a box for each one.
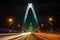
[23,3,38,26]
[28,22,34,32]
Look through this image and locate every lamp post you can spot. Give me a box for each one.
[7,18,14,32]
[8,18,13,27]
[48,17,53,32]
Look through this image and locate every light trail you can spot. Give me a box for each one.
[33,32,60,40]
[0,32,60,40]
[11,33,30,40]
[0,32,31,40]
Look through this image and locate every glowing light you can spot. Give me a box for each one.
[41,24,44,27]
[28,22,34,32]
[49,17,53,22]
[18,24,20,28]
[8,18,13,23]
[28,3,32,8]
[23,3,38,25]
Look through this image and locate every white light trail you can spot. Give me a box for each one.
[0,32,31,40]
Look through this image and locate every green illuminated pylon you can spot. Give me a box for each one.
[28,22,34,32]
[23,3,38,26]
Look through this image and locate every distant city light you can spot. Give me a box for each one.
[41,24,44,27]
[18,24,20,28]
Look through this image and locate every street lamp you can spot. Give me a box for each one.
[7,18,14,32]
[7,18,14,27]
[8,18,13,23]
[48,17,54,32]
[49,17,53,22]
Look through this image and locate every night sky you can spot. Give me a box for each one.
[0,0,60,32]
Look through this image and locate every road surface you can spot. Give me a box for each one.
[0,32,60,40]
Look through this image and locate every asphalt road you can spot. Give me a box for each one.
[0,32,60,40]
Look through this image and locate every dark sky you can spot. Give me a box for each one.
[0,0,60,32]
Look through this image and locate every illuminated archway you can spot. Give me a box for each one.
[23,3,38,25]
